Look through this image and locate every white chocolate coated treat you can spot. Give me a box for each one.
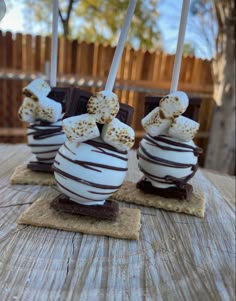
[27,118,66,163]
[18,97,38,123]
[62,114,100,143]
[23,78,51,100]
[53,138,128,205]
[87,90,119,124]
[141,107,172,137]
[160,91,189,118]
[101,118,135,151]
[138,135,200,188]
[168,115,200,141]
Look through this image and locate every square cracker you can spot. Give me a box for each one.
[111,180,206,218]
[10,165,55,186]
[18,197,141,240]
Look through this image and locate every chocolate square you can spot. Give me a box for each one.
[64,88,93,118]
[51,194,119,220]
[48,87,72,112]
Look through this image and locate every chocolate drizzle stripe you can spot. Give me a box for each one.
[138,145,196,169]
[87,190,116,195]
[86,140,127,154]
[138,163,195,185]
[33,149,59,154]
[64,143,76,155]
[28,143,62,147]
[150,135,202,156]
[53,165,122,190]
[57,149,128,172]
[85,140,128,161]
[37,156,56,161]
[144,135,196,154]
[55,178,101,201]
[27,124,64,140]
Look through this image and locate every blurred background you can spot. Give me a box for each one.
[0,0,235,174]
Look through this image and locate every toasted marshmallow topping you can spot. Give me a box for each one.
[102,118,135,151]
[87,90,119,124]
[63,114,100,143]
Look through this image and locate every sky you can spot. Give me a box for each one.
[0,0,216,59]
[0,1,24,32]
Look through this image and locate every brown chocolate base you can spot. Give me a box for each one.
[51,194,119,220]
[27,161,53,173]
[136,178,193,201]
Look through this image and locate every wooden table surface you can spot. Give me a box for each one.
[0,144,235,301]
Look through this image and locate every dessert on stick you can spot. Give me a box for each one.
[137,0,202,201]
[53,0,137,219]
[18,78,66,173]
[111,0,206,218]
[16,0,141,239]
[14,0,69,177]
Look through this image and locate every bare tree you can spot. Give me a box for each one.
[58,0,79,37]
[205,0,236,174]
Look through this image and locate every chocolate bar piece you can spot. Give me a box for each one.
[27,161,53,173]
[136,178,193,201]
[51,194,119,220]
[117,103,134,125]
[65,88,134,125]
[144,96,201,122]
[64,88,93,118]
[48,87,72,112]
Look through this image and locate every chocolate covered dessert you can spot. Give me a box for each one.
[53,90,135,219]
[18,79,93,173]
[137,91,202,201]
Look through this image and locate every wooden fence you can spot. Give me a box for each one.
[0,31,214,165]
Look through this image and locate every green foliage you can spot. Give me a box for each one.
[18,0,162,50]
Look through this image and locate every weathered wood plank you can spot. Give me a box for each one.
[0,145,235,300]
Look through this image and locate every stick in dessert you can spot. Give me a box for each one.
[17,0,92,174]
[137,0,202,201]
[17,0,65,172]
[52,0,137,219]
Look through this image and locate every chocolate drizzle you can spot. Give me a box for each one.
[53,165,123,191]
[27,123,64,140]
[85,140,128,161]
[57,149,128,172]
[145,135,202,156]
[53,140,128,203]
[138,134,200,189]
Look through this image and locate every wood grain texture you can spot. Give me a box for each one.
[0,145,235,301]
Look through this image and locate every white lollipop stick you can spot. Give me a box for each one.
[105,0,137,91]
[50,0,59,87]
[170,0,190,93]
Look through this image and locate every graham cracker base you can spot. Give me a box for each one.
[10,165,55,186]
[111,180,206,218]
[18,197,141,240]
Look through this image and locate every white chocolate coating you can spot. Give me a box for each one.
[53,139,128,205]
[27,119,66,163]
[138,135,199,188]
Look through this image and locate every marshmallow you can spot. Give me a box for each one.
[101,118,135,151]
[168,115,200,141]
[36,96,62,123]
[141,107,172,137]
[23,78,51,100]
[159,91,189,118]
[18,97,38,123]
[87,90,119,124]
[62,114,100,143]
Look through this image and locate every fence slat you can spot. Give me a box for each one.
[0,32,214,165]
[35,35,42,72]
